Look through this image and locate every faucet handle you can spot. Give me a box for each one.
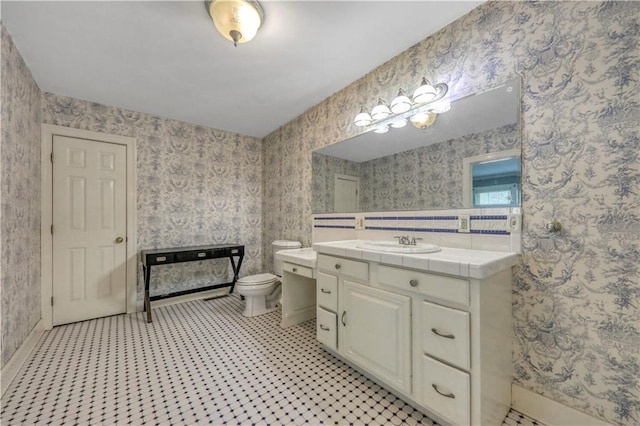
[410,237,423,245]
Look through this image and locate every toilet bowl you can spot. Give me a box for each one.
[236,240,302,317]
[236,273,281,317]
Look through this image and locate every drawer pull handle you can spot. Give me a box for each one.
[409,279,418,287]
[431,328,455,339]
[341,311,347,326]
[432,384,455,399]
[292,267,298,272]
[156,256,167,262]
[335,264,341,270]
[319,325,330,331]
[321,288,332,294]
[197,252,206,257]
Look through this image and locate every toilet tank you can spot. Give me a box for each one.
[272,240,302,275]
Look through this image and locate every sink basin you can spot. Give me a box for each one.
[355,241,441,254]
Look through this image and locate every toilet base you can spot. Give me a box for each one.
[241,295,280,317]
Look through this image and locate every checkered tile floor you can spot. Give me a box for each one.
[2,294,542,425]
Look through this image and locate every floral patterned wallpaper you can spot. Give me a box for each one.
[1,25,42,367]
[41,93,264,305]
[263,2,639,424]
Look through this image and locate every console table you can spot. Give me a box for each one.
[141,244,244,323]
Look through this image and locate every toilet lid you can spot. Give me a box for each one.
[237,273,278,285]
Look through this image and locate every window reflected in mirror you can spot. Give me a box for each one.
[471,156,521,207]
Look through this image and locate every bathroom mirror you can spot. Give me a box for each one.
[312,78,521,213]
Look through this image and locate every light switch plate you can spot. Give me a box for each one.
[355,215,365,230]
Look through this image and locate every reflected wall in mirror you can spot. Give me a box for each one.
[312,79,521,213]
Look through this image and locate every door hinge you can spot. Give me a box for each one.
[50,152,54,163]
[51,297,54,306]
[51,224,54,234]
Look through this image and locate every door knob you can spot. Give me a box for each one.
[115,236,124,244]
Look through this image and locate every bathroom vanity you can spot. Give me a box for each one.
[313,240,517,426]
[275,248,318,328]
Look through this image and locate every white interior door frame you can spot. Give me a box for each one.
[41,124,137,330]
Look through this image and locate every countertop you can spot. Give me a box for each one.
[275,247,317,269]
[313,240,518,279]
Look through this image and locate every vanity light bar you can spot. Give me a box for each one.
[354,80,451,132]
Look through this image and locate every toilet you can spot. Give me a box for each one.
[235,240,302,317]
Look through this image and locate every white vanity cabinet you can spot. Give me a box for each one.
[314,249,513,426]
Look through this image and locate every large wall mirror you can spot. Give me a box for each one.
[312,78,521,213]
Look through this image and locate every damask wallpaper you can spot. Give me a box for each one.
[41,93,264,305]
[312,154,360,214]
[263,2,639,424]
[0,25,42,367]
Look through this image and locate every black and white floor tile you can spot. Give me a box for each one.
[2,294,542,425]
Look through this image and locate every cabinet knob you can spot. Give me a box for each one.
[335,264,341,270]
[292,267,297,272]
[319,325,330,331]
[321,288,332,294]
[341,311,347,326]
[409,279,418,287]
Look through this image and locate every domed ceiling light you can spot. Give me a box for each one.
[206,0,264,47]
[353,77,450,132]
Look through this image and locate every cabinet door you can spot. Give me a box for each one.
[341,280,412,394]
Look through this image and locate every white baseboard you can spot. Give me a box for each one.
[511,383,611,426]
[1,320,44,397]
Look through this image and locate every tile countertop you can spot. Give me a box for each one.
[275,247,317,269]
[313,240,519,280]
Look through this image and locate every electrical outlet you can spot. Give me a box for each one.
[508,213,521,232]
[355,215,365,230]
[458,215,470,233]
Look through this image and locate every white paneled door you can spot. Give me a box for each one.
[52,135,127,325]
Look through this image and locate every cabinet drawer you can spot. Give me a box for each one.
[421,356,470,425]
[378,265,469,306]
[317,272,338,312]
[422,301,470,371]
[318,254,368,282]
[317,307,337,350]
[146,253,175,265]
[175,250,209,262]
[282,262,313,279]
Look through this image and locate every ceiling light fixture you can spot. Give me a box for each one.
[205,0,264,47]
[354,78,450,132]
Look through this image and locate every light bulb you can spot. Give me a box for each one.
[371,99,391,120]
[390,119,407,128]
[354,107,372,127]
[390,89,412,114]
[413,77,437,104]
[410,112,437,129]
